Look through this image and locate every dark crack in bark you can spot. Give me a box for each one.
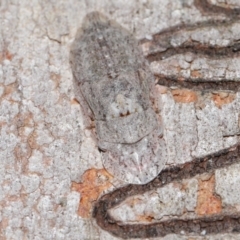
[139,2,240,93]
[94,144,240,239]
[146,42,240,63]
[156,75,240,91]
[194,0,240,18]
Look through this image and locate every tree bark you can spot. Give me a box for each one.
[1,0,240,239]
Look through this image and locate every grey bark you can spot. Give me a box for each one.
[1,0,240,239]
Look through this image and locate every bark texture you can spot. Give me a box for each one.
[1,0,240,239]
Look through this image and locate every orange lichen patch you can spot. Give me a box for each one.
[171,89,198,103]
[14,144,32,163]
[125,197,144,207]
[43,157,53,167]
[0,121,6,127]
[0,50,13,63]
[137,214,154,223]
[50,73,60,88]
[5,50,13,61]
[13,113,35,162]
[28,131,39,149]
[177,76,185,81]
[3,84,16,97]
[155,84,168,94]
[0,217,9,231]
[71,98,80,105]
[196,175,222,216]
[212,92,236,108]
[191,70,202,78]
[16,117,34,137]
[71,168,113,218]
[176,66,181,73]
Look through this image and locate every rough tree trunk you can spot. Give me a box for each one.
[1,0,240,239]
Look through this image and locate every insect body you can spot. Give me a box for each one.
[70,12,165,184]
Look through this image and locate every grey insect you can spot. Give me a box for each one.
[70,12,165,184]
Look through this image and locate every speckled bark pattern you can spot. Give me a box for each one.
[1,0,240,239]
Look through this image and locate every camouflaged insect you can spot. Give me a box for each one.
[70,12,165,184]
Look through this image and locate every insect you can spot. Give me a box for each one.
[70,12,165,184]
